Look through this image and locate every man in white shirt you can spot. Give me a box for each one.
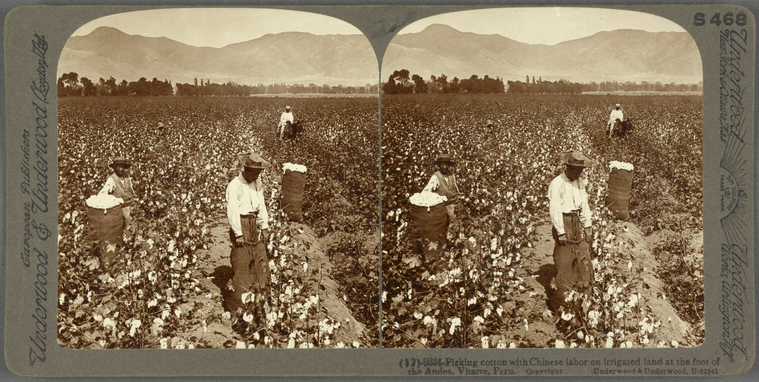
[607,104,624,135]
[277,106,294,139]
[224,153,271,319]
[547,150,594,312]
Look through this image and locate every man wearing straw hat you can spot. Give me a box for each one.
[99,156,138,233]
[547,150,594,312]
[423,154,460,228]
[484,119,496,142]
[277,105,294,140]
[224,153,271,322]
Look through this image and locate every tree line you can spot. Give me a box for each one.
[382,71,701,95]
[382,69,505,94]
[57,71,699,97]
[506,76,584,94]
[57,72,378,97]
[58,73,175,97]
[582,80,701,92]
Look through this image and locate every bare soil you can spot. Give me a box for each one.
[166,218,372,348]
[518,219,703,347]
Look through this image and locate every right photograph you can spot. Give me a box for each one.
[380,7,704,349]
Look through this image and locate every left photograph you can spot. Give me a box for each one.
[56,8,380,349]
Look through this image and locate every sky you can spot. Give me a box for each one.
[71,8,363,48]
[398,7,687,46]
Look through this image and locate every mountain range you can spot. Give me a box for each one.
[58,24,702,87]
[59,27,379,87]
[383,24,702,84]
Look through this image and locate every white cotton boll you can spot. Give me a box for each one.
[283,163,307,173]
[129,320,141,337]
[85,194,123,209]
[409,192,447,207]
[609,161,634,172]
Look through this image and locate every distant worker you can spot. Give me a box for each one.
[547,150,594,312]
[485,120,496,141]
[423,154,460,229]
[277,106,294,140]
[225,153,271,322]
[99,156,138,234]
[607,104,624,135]
[157,122,166,139]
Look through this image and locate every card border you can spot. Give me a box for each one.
[2,1,757,379]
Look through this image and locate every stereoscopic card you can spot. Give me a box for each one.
[2,1,756,378]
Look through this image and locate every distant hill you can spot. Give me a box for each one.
[58,27,379,87]
[58,24,702,87]
[383,24,702,84]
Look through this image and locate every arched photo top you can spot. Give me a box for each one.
[56,7,383,351]
[59,8,378,88]
[382,7,702,88]
[379,6,705,350]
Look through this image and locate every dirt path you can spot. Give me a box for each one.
[165,211,699,349]
[517,219,703,346]
[167,217,370,348]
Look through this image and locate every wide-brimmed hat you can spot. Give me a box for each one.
[242,152,270,170]
[433,154,455,166]
[615,104,620,108]
[560,150,593,168]
[285,106,291,111]
[109,157,131,168]
[486,120,494,127]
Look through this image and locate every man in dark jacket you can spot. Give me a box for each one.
[423,154,460,227]
[99,156,138,231]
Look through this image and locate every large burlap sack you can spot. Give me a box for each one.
[409,202,448,265]
[605,164,633,220]
[281,168,306,222]
[87,205,124,246]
